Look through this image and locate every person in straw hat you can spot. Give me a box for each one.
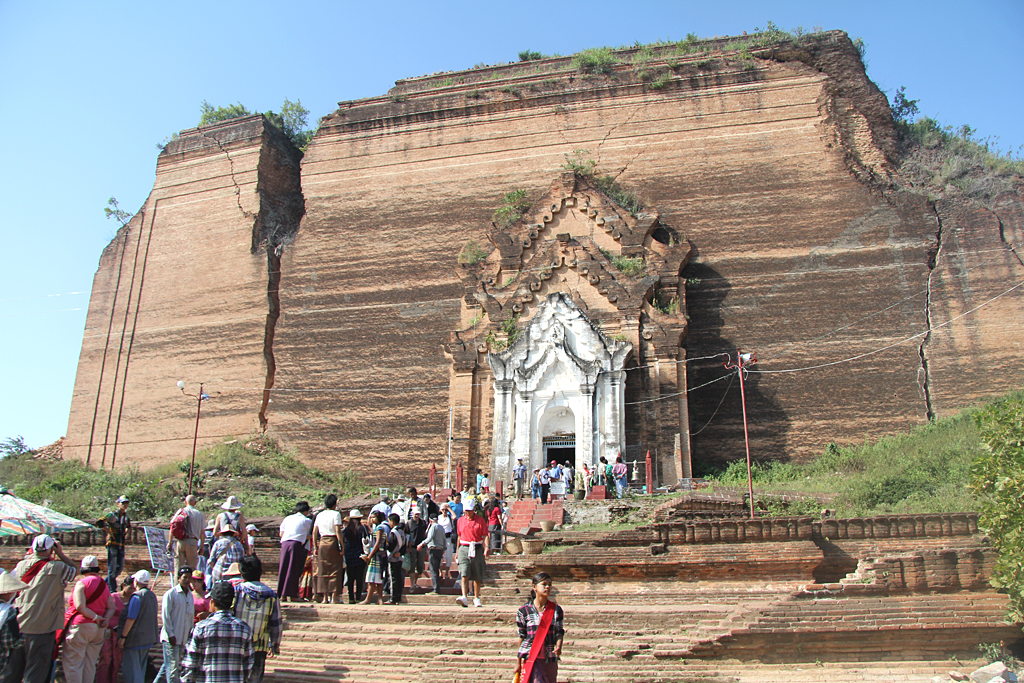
[212,497,250,555]
[0,571,30,675]
[209,522,246,585]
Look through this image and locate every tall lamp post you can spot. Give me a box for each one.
[177,381,211,497]
[723,350,757,519]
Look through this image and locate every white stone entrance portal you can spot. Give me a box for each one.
[488,293,631,481]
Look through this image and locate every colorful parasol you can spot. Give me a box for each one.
[0,486,96,537]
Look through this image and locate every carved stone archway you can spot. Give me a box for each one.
[443,171,693,486]
[489,293,630,477]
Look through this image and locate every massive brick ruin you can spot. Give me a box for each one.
[65,31,1024,484]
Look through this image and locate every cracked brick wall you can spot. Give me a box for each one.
[65,115,303,468]
[66,32,1024,479]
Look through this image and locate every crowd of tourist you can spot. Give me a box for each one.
[0,477,573,682]
[275,485,507,608]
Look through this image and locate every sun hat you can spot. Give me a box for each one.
[0,573,29,593]
[116,495,129,504]
[220,496,243,510]
[81,555,100,570]
[31,535,55,553]
[349,509,363,518]
[412,506,421,516]
[224,562,242,577]
[245,524,258,532]
[132,570,151,585]
[191,569,205,580]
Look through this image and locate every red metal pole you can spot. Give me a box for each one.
[456,462,464,493]
[496,479,503,498]
[187,383,203,497]
[429,463,437,498]
[645,449,653,495]
[736,357,755,519]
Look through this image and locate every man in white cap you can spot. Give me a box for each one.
[97,495,131,591]
[455,501,490,608]
[245,524,258,556]
[2,534,77,683]
[62,555,114,683]
[117,570,159,683]
[0,572,30,676]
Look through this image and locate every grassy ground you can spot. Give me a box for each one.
[0,434,365,523]
[3,392,1017,524]
[696,394,1019,518]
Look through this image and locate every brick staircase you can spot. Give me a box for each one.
[507,499,564,534]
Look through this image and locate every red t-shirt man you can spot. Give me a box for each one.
[456,511,488,544]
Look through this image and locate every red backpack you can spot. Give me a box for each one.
[169,508,189,540]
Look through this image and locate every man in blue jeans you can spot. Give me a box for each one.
[98,495,131,592]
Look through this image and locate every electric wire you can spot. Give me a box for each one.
[689,373,735,436]
[748,278,1024,374]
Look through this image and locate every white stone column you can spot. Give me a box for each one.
[579,384,594,471]
[491,380,514,481]
[605,371,625,462]
[512,390,534,470]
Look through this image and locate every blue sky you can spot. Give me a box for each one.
[0,0,1021,449]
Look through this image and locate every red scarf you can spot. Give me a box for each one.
[522,601,557,683]
[19,558,51,584]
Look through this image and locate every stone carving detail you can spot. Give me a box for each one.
[489,293,631,478]
[443,172,693,484]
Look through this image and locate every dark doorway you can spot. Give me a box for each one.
[546,447,575,465]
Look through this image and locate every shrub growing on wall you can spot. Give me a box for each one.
[969,391,1024,623]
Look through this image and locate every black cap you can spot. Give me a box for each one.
[210,581,236,608]
[177,566,193,578]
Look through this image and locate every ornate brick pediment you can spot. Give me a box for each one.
[445,171,692,367]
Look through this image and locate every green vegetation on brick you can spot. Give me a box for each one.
[969,391,1024,623]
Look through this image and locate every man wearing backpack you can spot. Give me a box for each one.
[167,496,206,575]
[385,513,406,605]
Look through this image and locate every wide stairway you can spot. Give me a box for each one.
[260,505,1021,682]
[3,500,1018,682]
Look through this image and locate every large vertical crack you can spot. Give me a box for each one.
[251,119,305,433]
[259,248,282,430]
[918,204,942,422]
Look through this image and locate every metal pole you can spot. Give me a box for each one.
[446,407,453,489]
[736,356,755,519]
[187,383,203,497]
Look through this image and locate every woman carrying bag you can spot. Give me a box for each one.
[513,572,563,683]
